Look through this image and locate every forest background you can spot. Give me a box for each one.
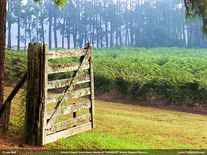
[6,0,207,49]
[5,0,207,107]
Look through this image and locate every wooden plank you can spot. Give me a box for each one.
[47,75,90,89]
[46,48,91,129]
[2,101,11,135]
[46,100,91,119]
[45,122,92,144]
[48,62,90,74]
[48,49,88,59]
[88,43,95,129]
[40,44,49,146]
[47,88,91,104]
[71,87,91,99]
[0,71,27,117]
[23,43,42,146]
[46,113,91,135]
[47,93,64,104]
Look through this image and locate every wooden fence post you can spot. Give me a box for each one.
[88,43,95,128]
[3,101,11,135]
[39,44,48,146]
[23,43,42,146]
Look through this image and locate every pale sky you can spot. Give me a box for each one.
[22,0,27,5]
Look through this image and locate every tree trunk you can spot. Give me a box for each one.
[24,24,27,48]
[8,21,11,49]
[188,27,192,47]
[135,1,140,46]
[110,22,113,48]
[62,17,65,49]
[73,25,77,48]
[125,20,128,46]
[7,1,12,48]
[100,17,103,48]
[41,18,45,44]
[130,0,133,45]
[36,20,39,43]
[105,22,108,48]
[92,14,95,46]
[125,0,128,46]
[96,14,99,48]
[49,2,52,49]
[41,3,45,44]
[54,5,57,49]
[67,20,70,49]
[182,23,186,44]
[0,0,6,125]
[29,23,31,42]
[84,13,87,47]
[17,16,20,50]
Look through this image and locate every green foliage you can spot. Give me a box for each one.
[34,0,67,7]
[115,77,129,97]
[93,47,207,106]
[94,72,114,94]
[5,50,27,81]
[5,47,207,107]
[184,0,207,35]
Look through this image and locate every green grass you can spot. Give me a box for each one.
[45,99,207,150]
[3,47,207,153]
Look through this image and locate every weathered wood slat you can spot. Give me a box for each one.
[47,75,90,89]
[45,122,92,144]
[71,87,91,99]
[46,100,91,119]
[48,62,89,74]
[46,113,91,135]
[47,87,91,104]
[48,49,88,59]
[47,93,64,104]
[40,44,49,145]
[88,43,95,129]
[46,48,91,129]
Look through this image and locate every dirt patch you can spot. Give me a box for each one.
[0,130,55,154]
[95,91,207,115]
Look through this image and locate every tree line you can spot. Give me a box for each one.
[6,0,207,50]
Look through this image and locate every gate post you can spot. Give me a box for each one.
[23,43,42,145]
[88,42,95,128]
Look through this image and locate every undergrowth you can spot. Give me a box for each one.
[5,47,207,107]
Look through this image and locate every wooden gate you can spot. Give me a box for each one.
[40,43,95,145]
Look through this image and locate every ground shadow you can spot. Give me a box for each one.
[95,91,207,116]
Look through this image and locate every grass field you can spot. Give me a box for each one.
[2,85,206,151]
[45,98,207,150]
